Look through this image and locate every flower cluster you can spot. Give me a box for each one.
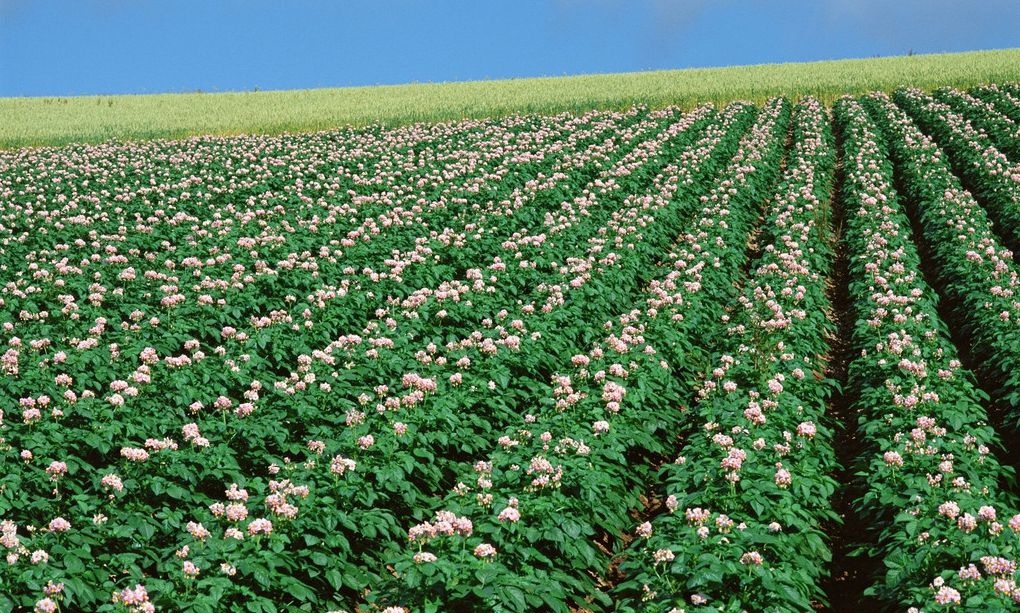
[620,97,840,612]
[838,95,1020,611]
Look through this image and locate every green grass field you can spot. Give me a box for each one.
[3,48,1019,149]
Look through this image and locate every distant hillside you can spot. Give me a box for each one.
[2,48,1019,148]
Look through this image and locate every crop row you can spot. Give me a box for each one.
[0,102,760,611]
[5,84,1020,613]
[1,107,673,610]
[893,87,1020,253]
[865,91,1020,430]
[613,96,839,612]
[934,87,1020,163]
[974,83,1020,125]
[362,98,791,611]
[838,96,1020,611]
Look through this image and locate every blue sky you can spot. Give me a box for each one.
[1,0,1018,97]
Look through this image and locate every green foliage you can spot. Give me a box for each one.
[5,81,1020,613]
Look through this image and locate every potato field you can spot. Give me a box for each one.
[3,84,1020,612]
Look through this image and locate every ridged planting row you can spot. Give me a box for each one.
[361,99,791,612]
[166,106,668,403]
[863,92,1020,425]
[153,107,676,402]
[893,87,1020,253]
[613,97,838,613]
[7,86,1020,613]
[0,108,696,611]
[974,83,1020,124]
[102,105,755,612]
[0,108,629,404]
[837,96,1020,611]
[935,87,1020,163]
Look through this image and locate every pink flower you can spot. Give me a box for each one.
[665,495,678,513]
[498,507,520,523]
[225,483,249,501]
[636,521,653,538]
[739,551,764,565]
[48,517,70,533]
[958,564,981,580]
[685,507,710,525]
[934,585,961,605]
[978,505,997,522]
[957,513,978,533]
[186,521,210,540]
[43,581,64,596]
[225,504,248,522]
[473,543,497,558]
[247,518,273,536]
[653,548,675,564]
[224,527,244,540]
[994,578,1015,596]
[774,467,792,488]
[883,451,903,467]
[101,473,124,492]
[182,560,200,578]
[112,584,151,609]
[330,455,356,475]
[980,555,1017,576]
[938,501,960,519]
[181,423,201,440]
[796,421,816,438]
[120,447,150,462]
[358,435,375,449]
[34,598,57,613]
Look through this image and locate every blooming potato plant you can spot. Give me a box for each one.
[0,98,746,610]
[838,97,1020,612]
[935,86,1020,164]
[3,85,1020,612]
[973,83,1020,129]
[617,97,839,612]
[170,103,737,611]
[895,87,1020,252]
[865,92,1020,437]
[367,98,792,611]
[0,108,667,610]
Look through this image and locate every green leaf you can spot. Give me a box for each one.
[63,554,86,574]
[281,578,317,603]
[502,587,527,612]
[325,569,343,591]
[561,519,582,539]
[253,568,272,589]
[137,522,156,540]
